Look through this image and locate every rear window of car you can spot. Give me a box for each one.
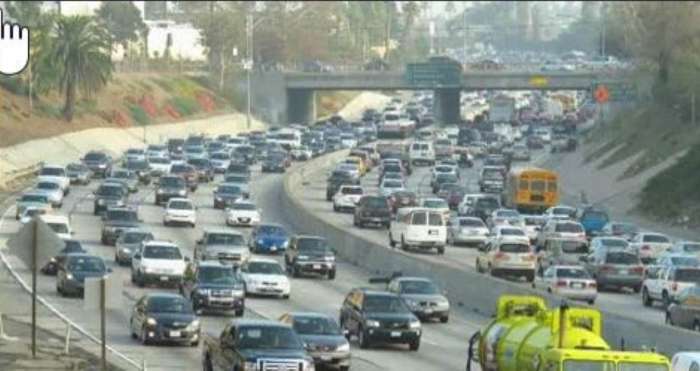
[561,240,588,254]
[341,187,363,195]
[411,212,427,225]
[605,252,640,265]
[643,234,670,243]
[556,268,589,278]
[555,223,583,233]
[428,213,443,226]
[459,219,484,227]
[500,244,530,253]
[501,228,525,236]
[675,269,700,283]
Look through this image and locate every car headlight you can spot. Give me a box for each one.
[187,320,200,331]
[121,248,131,253]
[66,273,74,280]
[232,289,245,297]
[409,320,421,329]
[178,190,186,196]
[197,288,211,296]
[304,360,315,371]
[146,318,157,326]
[144,266,155,274]
[325,255,335,262]
[297,255,309,261]
[243,361,258,371]
[404,299,418,308]
[365,320,380,328]
[336,342,350,352]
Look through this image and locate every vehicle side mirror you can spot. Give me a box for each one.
[133,254,141,260]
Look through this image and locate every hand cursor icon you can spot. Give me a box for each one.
[0,9,30,76]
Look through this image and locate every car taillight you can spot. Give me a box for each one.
[556,280,567,287]
[494,252,509,260]
[640,245,651,250]
[631,266,644,274]
[671,282,678,291]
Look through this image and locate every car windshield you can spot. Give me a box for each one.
[553,207,575,216]
[66,164,86,171]
[259,225,286,235]
[147,297,192,314]
[679,243,700,253]
[111,170,132,179]
[605,252,640,265]
[669,256,700,266]
[206,233,245,246]
[84,153,106,161]
[556,223,583,233]
[363,197,389,208]
[246,262,284,275]
[121,232,151,244]
[500,243,530,253]
[384,181,403,188]
[21,194,48,203]
[143,245,181,259]
[557,268,590,278]
[96,186,124,197]
[40,167,64,176]
[232,203,256,210]
[497,210,520,218]
[106,210,137,221]
[150,157,170,164]
[198,267,240,285]
[67,257,105,273]
[24,208,47,217]
[61,241,84,254]
[363,295,410,313]
[237,326,303,350]
[186,147,204,154]
[436,166,453,173]
[126,161,148,170]
[399,280,439,294]
[424,200,448,208]
[644,234,670,243]
[37,182,59,190]
[188,159,209,167]
[211,153,228,160]
[341,187,363,195]
[226,176,248,183]
[292,316,341,336]
[297,238,330,253]
[437,174,458,182]
[160,177,184,187]
[482,170,503,180]
[561,241,589,254]
[169,200,193,210]
[459,218,484,227]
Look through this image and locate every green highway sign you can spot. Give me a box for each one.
[405,61,462,88]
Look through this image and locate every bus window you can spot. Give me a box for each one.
[547,181,557,192]
[519,180,529,190]
[531,180,545,192]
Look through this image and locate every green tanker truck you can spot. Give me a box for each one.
[467,295,670,371]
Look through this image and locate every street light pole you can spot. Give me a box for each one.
[245,12,253,129]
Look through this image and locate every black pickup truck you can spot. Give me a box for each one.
[202,319,315,371]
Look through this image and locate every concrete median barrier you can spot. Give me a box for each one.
[281,151,700,357]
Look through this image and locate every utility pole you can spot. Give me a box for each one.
[245,11,253,129]
[692,91,696,126]
[600,1,607,58]
[384,1,392,61]
[462,8,467,64]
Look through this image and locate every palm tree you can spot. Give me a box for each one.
[47,15,113,122]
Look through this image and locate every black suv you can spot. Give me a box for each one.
[82,151,112,178]
[213,183,244,209]
[225,163,251,177]
[93,183,128,215]
[353,196,392,228]
[124,159,151,185]
[284,235,336,279]
[155,175,188,206]
[326,170,358,201]
[179,261,245,316]
[100,207,140,245]
[339,288,421,350]
[187,158,214,182]
[467,195,501,222]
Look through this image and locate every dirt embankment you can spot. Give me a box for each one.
[0,73,231,148]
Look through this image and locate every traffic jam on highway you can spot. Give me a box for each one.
[5,88,699,371]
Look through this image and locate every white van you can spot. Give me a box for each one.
[409,141,435,166]
[672,352,700,371]
[41,214,73,240]
[389,207,446,254]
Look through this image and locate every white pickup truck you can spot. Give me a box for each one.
[642,266,700,307]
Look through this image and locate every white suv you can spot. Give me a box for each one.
[389,207,447,254]
[476,237,536,282]
[409,141,435,166]
[164,198,197,227]
[38,165,70,195]
[131,241,189,287]
[332,185,363,212]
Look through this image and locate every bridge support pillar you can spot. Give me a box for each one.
[434,88,461,124]
[286,88,316,124]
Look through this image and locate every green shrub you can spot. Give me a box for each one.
[36,101,62,119]
[170,96,199,116]
[129,104,151,126]
[0,76,29,95]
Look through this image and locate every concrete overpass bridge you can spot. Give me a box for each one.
[249,70,637,125]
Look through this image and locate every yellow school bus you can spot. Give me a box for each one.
[504,167,559,212]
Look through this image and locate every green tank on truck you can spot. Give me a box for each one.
[467,295,670,371]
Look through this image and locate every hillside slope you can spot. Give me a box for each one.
[0,73,230,148]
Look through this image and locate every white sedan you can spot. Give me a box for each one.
[240,258,290,299]
[333,185,364,212]
[532,265,597,305]
[164,198,197,227]
[379,179,405,198]
[226,201,262,227]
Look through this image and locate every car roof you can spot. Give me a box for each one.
[232,319,292,328]
[144,292,186,300]
[497,236,530,244]
[40,214,70,223]
[167,197,192,203]
[356,288,398,297]
[247,257,280,264]
[286,312,334,319]
[196,260,232,268]
[143,240,178,248]
[393,276,433,283]
[204,229,243,236]
[295,235,325,240]
[551,265,587,270]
